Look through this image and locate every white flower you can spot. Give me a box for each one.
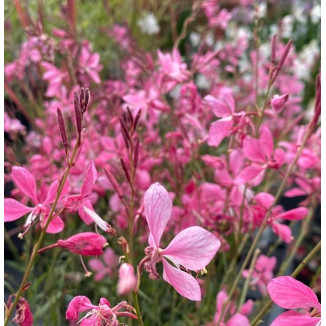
[282,15,294,38]
[196,74,211,90]
[189,32,200,47]
[310,4,320,24]
[257,2,267,18]
[137,13,160,35]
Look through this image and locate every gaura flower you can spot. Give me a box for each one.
[267,276,321,326]
[66,296,137,326]
[88,247,118,282]
[143,182,221,301]
[4,166,66,234]
[11,297,33,326]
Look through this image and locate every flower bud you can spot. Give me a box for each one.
[57,232,107,256]
[271,94,288,113]
[118,263,137,296]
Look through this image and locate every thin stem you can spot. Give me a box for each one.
[4,138,80,326]
[237,249,260,311]
[250,240,321,326]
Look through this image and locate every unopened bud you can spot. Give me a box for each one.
[118,263,137,296]
[271,94,289,113]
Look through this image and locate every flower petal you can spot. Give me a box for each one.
[45,216,65,234]
[227,313,250,326]
[207,117,233,147]
[162,259,201,301]
[4,198,34,222]
[43,179,69,206]
[271,222,293,243]
[204,95,232,117]
[267,276,321,310]
[66,296,94,320]
[12,166,38,204]
[270,310,321,326]
[81,161,97,198]
[161,226,220,271]
[276,207,308,221]
[144,183,172,248]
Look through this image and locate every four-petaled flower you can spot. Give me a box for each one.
[4,166,65,234]
[143,182,221,301]
[66,296,137,325]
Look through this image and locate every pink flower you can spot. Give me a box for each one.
[267,276,321,325]
[242,255,276,295]
[88,247,118,281]
[213,290,253,325]
[118,263,137,296]
[11,297,33,326]
[143,182,221,301]
[252,192,308,243]
[41,62,68,97]
[4,166,65,234]
[66,296,137,325]
[236,127,285,186]
[78,41,102,84]
[63,162,112,233]
[205,88,246,148]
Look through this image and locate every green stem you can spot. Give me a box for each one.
[250,240,321,326]
[4,138,80,326]
[237,249,260,311]
[132,291,143,326]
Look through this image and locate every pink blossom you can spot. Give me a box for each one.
[78,41,102,84]
[66,296,137,325]
[118,263,137,296]
[143,183,220,301]
[252,192,308,243]
[242,255,276,295]
[4,166,65,234]
[236,127,285,186]
[267,276,321,325]
[213,290,253,325]
[41,62,68,97]
[205,88,246,148]
[12,297,33,326]
[88,247,118,281]
[62,162,112,232]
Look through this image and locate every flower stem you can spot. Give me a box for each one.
[237,248,260,311]
[4,138,80,326]
[250,240,321,326]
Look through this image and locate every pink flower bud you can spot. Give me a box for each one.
[118,263,137,296]
[271,94,289,113]
[57,232,107,256]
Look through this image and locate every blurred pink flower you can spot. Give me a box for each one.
[118,263,137,295]
[242,255,276,295]
[88,247,118,281]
